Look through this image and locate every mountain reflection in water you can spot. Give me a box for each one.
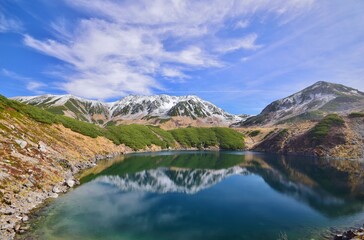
[18,151,364,240]
[82,151,364,217]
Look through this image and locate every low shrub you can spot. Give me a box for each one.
[348,112,364,118]
[248,130,261,137]
[310,114,345,141]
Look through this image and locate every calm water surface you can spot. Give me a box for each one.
[19,151,364,240]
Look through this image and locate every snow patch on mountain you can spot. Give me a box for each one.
[13,94,247,124]
[234,81,364,126]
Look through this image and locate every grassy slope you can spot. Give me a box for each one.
[0,95,244,150]
[310,114,345,142]
[170,127,244,149]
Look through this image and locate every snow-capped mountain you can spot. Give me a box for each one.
[233,81,364,126]
[13,94,247,126]
[14,94,110,123]
[96,166,248,194]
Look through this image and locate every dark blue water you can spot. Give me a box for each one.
[19,151,364,240]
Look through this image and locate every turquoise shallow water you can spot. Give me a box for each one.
[18,151,364,240]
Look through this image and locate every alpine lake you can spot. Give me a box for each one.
[16,151,364,240]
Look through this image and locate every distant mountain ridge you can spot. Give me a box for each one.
[13,94,248,126]
[233,81,364,126]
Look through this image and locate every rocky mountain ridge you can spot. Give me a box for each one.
[13,94,248,126]
[233,81,364,127]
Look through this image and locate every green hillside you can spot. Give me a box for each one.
[0,95,244,150]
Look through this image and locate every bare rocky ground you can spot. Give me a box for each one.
[332,228,364,240]
[238,116,364,160]
[0,109,214,239]
[0,110,140,239]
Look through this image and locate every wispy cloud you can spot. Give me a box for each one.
[22,0,314,99]
[26,81,46,94]
[2,68,31,81]
[0,13,22,33]
[234,20,249,29]
[214,34,262,53]
[1,69,45,94]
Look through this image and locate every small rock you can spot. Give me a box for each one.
[14,224,20,232]
[15,139,27,149]
[3,198,12,205]
[20,225,30,230]
[38,141,47,152]
[345,230,356,238]
[22,215,29,222]
[52,185,61,193]
[334,234,343,240]
[65,179,75,188]
[49,192,58,198]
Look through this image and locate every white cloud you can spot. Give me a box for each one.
[1,68,45,94]
[215,34,261,53]
[2,68,31,81]
[234,20,249,29]
[0,13,22,33]
[161,67,188,79]
[23,0,315,99]
[27,81,45,94]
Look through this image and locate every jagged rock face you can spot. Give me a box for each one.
[235,81,364,126]
[13,94,247,126]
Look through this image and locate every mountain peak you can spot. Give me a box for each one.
[235,81,364,126]
[305,81,363,95]
[13,93,247,126]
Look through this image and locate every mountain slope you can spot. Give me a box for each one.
[14,94,110,123]
[13,94,247,126]
[234,81,364,126]
[252,114,364,159]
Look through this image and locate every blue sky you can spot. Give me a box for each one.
[1,0,364,114]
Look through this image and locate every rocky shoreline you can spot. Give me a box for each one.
[0,150,123,240]
[331,227,364,240]
[2,148,364,240]
[1,145,216,240]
